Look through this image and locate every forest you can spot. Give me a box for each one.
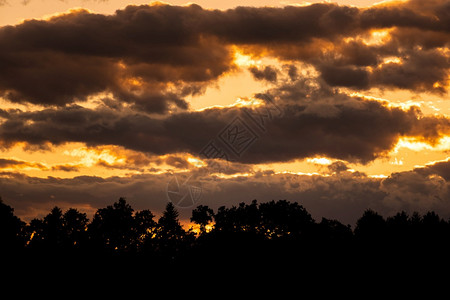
[2,197,450,274]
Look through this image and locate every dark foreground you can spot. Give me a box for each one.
[2,198,450,285]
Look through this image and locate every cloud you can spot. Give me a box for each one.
[327,161,349,174]
[318,65,370,89]
[0,71,448,165]
[0,97,447,167]
[414,159,450,181]
[164,155,192,169]
[380,160,450,214]
[0,5,234,112]
[1,1,450,110]
[249,66,278,82]
[0,158,46,170]
[371,48,450,93]
[1,158,448,224]
[51,164,80,172]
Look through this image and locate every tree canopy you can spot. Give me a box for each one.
[1,197,450,269]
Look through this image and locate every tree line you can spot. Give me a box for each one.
[2,197,450,266]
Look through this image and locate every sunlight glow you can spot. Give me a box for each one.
[188,222,214,234]
[393,136,450,152]
[307,157,333,165]
[187,157,207,168]
[413,157,450,169]
[195,96,264,111]
[362,29,392,46]
[369,174,388,178]
[276,170,326,176]
[233,48,262,68]
[64,147,126,167]
[349,92,425,111]
[32,7,93,22]
[381,56,402,65]
[233,97,264,107]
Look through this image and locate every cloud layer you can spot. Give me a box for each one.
[1,159,449,224]
[0,78,448,164]
[2,1,450,110]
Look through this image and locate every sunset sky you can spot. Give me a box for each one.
[0,0,449,224]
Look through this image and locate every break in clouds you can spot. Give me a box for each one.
[1,0,450,221]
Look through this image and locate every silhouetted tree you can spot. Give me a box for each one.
[190,205,214,234]
[214,205,237,233]
[386,211,412,244]
[318,218,353,242]
[2,196,450,268]
[422,211,448,246]
[63,208,89,250]
[133,209,157,252]
[0,198,25,252]
[27,207,89,252]
[154,202,190,257]
[240,200,260,233]
[44,207,65,249]
[89,198,135,253]
[258,200,315,239]
[354,209,386,243]
[27,218,45,249]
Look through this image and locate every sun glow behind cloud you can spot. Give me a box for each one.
[393,136,450,152]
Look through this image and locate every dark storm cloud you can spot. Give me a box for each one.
[249,66,278,82]
[0,5,233,112]
[164,155,192,169]
[369,47,450,93]
[327,161,349,174]
[318,65,370,89]
[380,160,450,214]
[2,1,450,109]
[0,1,449,166]
[1,159,448,224]
[0,172,172,221]
[414,160,450,181]
[204,4,361,44]
[0,85,448,164]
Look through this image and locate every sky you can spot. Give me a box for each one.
[0,0,449,225]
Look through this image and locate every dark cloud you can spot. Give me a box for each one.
[338,41,380,67]
[249,66,278,82]
[0,172,171,221]
[2,1,450,109]
[1,159,448,224]
[318,65,370,89]
[380,161,450,214]
[164,155,192,169]
[414,160,450,181]
[328,161,349,174]
[0,158,46,169]
[204,4,360,44]
[0,82,448,164]
[371,48,450,93]
[0,5,233,112]
[51,164,80,172]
